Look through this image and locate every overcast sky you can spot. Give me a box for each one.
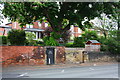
[0,4,9,25]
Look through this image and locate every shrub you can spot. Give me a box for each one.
[99,36,108,51]
[25,32,37,46]
[0,36,7,45]
[8,29,26,45]
[107,37,120,54]
[99,30,120,54]
[73,37,85,47]
[65,42,73,47]
[82,30,99,42]
[43,36,59,46]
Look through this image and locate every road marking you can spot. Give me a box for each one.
[17,73,28,77]
[61,70,64,73]
[89,68,94,70]
[93,64,96,66]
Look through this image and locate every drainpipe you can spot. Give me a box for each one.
[3,28,5,36]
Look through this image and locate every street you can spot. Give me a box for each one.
[2,63,119,79]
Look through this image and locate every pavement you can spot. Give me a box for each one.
[2,61,118,71]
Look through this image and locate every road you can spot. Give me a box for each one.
[2,63,119,79]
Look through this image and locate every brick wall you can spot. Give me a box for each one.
[56,46,66,64]
[33,22,39,28]
[1,46,65,67]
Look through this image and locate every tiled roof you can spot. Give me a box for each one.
[88,40,100,43]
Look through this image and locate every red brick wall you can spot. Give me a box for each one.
[73,27,81,37]
[1,46,65,67]
[1,46,38,61]
[0,28,9,36]
[33,22,39,28]
[11,22,21,29]
[56,46,66,64]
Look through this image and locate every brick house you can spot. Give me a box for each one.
[0,21,48,40]
[0,25,11,36]
[70,25,83,40]
[0,21,83,40]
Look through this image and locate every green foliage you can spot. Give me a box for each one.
[0,36,7,45]
[82,30,99,42]
[99,30,120,54]
[25,32,36,45]
[98,36,108,51]
[107,30,120,54]
[50,32,61,39]
[2,2,110,34]
[65,42,74,47]
[73,37,85,47]
[43,36,59,46]
[8,29,26,45]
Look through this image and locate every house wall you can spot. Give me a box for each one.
[0,28,10,36]
[73,26,82,37]
[11,22,21,29]
[33,22,39,28]
[1,46,65,67]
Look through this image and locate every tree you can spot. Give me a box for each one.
[8,29,26,45]
[91,13,118,39]
[82,30,99,42]
[73,37,85,47]
[107,30,120,54]
[2,2,119,42]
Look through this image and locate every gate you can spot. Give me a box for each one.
[46,48,55,65]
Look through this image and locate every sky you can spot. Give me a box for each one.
[0,4,9,25]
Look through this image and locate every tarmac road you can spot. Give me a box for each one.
[2,63,119,79]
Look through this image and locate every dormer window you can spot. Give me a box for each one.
[26,24,33,28]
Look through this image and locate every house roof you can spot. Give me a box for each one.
[0,25,12,28]
[24,28,44,32]
[5,22,12,25]
[86,40,100,44]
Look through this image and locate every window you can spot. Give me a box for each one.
[26,24,33,28]
[30,25,33,28]
[78,28,82,33]
[45,23,48,27]
[26,24,29,28]
[32,32,42,40]
[38,22,41,27]
[14,22,16,28]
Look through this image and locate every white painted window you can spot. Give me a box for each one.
[30,25,33,28]
[26,24,30,28]
[14,22,16,28]
[36,32,38,40]
[33,32,41,40]
[38,22,41,27]
[45,23,48,27]
[26,24,33,28]
[78,28,82,33]
[70,25,74,32]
